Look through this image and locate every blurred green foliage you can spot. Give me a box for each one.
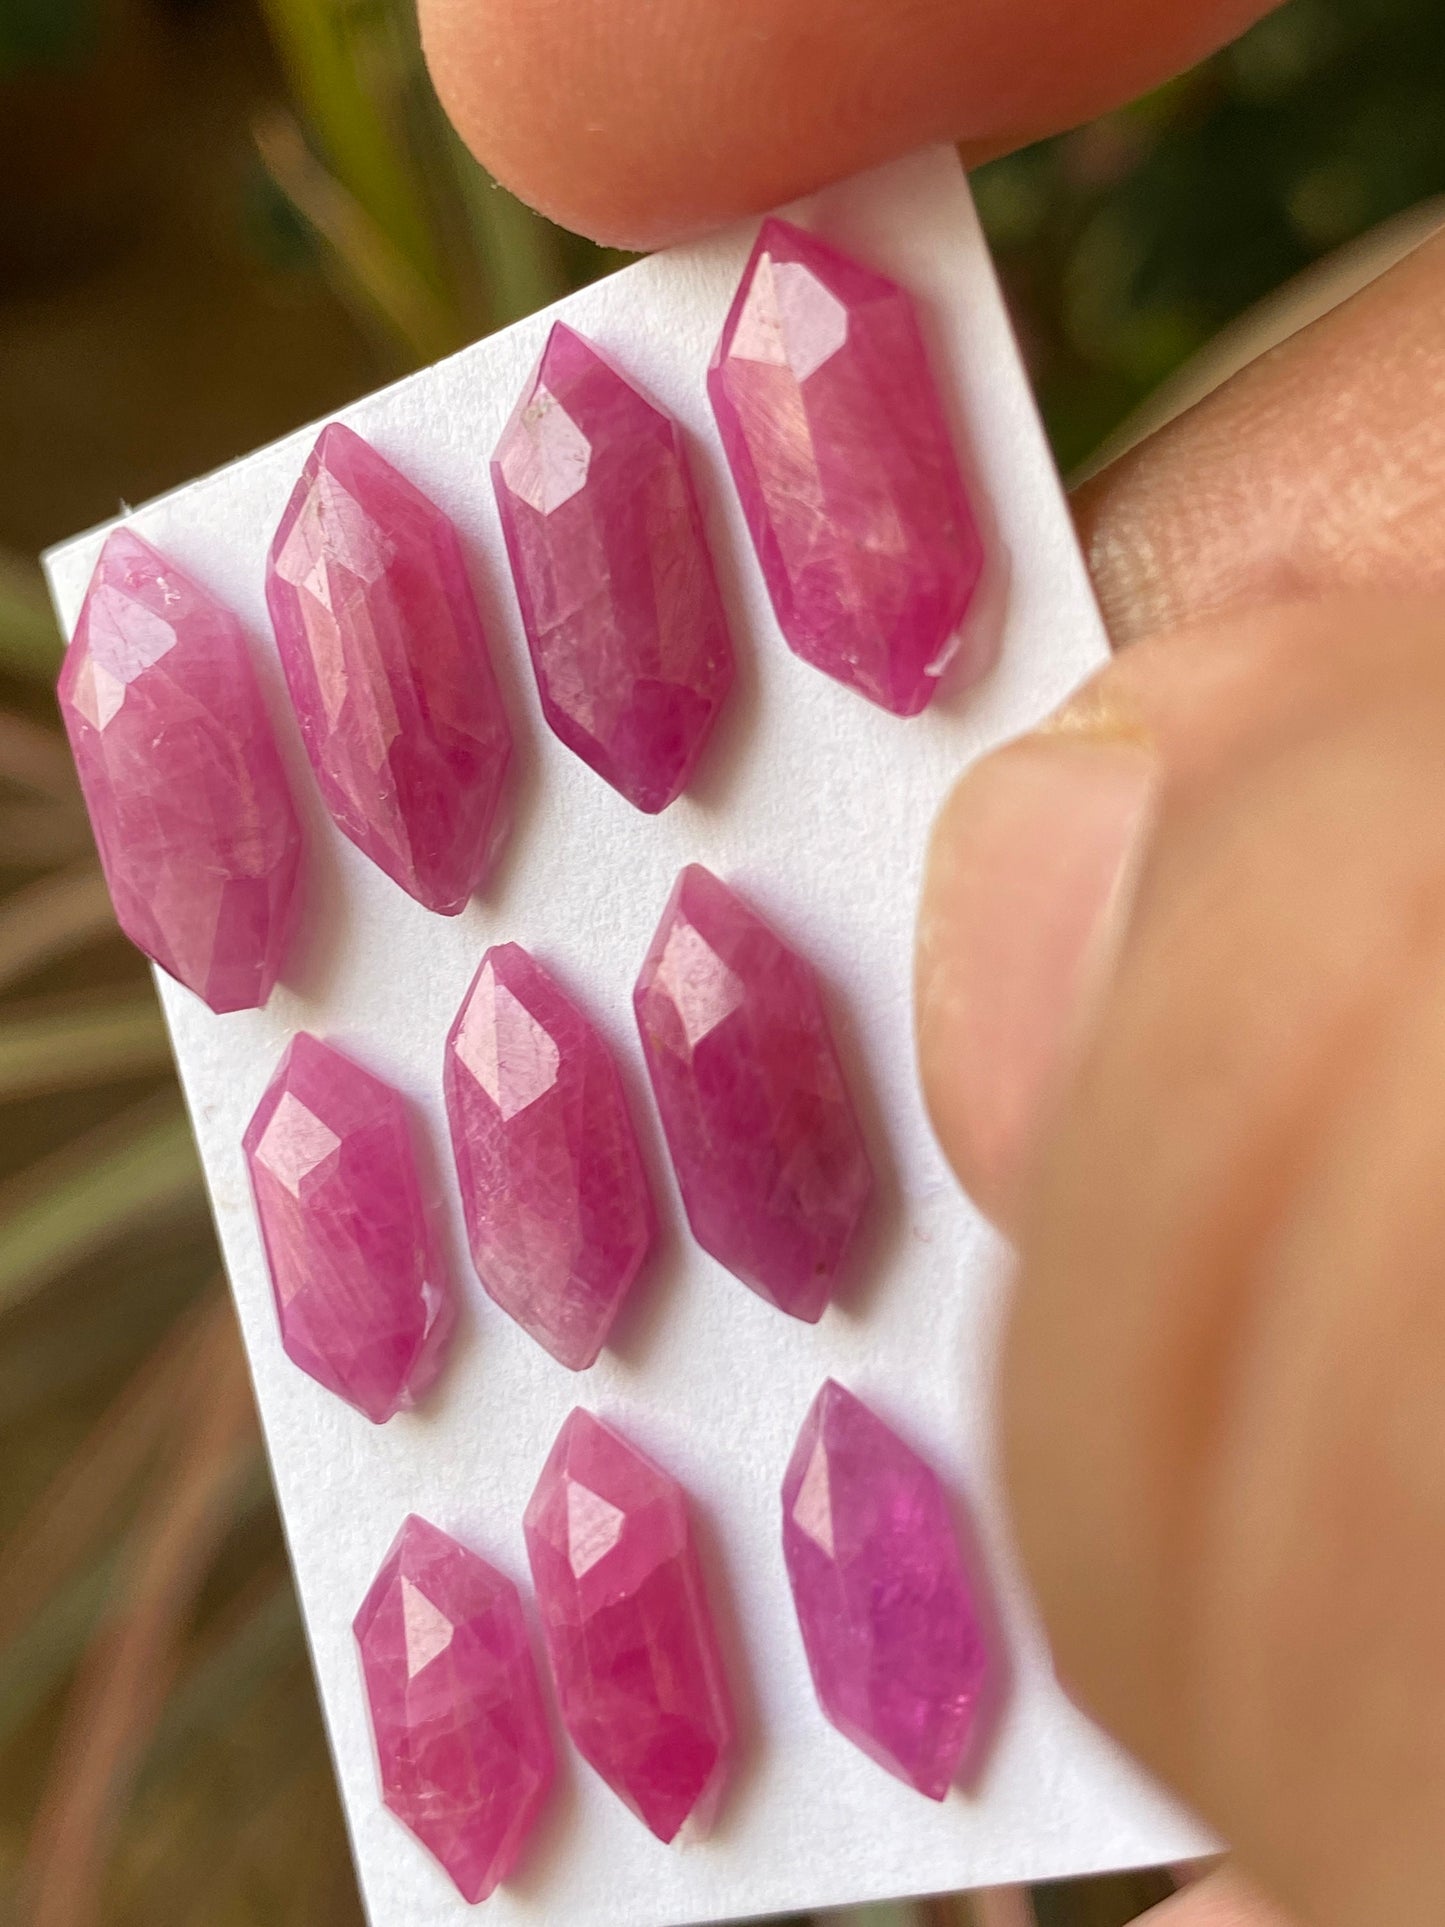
[0,0,100,72]
[975,0,1445,466]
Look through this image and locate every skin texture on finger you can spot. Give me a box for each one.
[917,601,1409,1225]
[1144,1869,1297,1927]
[1001,596,1445,1927]
[1075,223,1445,643]
[418,0,1274,248]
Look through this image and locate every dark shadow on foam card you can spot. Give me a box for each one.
[460,526,546,917]
[672,420,764,821]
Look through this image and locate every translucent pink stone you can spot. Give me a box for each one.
[524,1409,734,1841]
[781,1380,992,1798]
[633,864,872,1322]
[492,323,734,813]
[443,942,655,1371]
[266,422,512,914]
[354,1515,555,1902]
[57,529,302,1013]
[243,1034,454,1422]
[708,219,987,716]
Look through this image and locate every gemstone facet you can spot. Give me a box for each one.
[492,323,734,813]
[444,942,656,1370]
[266,421,512,914]
[58,529,302,1013]
[633,865,872,1322]
[524,1409,734,1841]
[354,1515,555,1902]
[708,219,987,716]
[781,1380,992,1799]
[243,1033,454,1422]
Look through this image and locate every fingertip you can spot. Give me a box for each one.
[916,731,1154,1228]
[420,0,1278,249]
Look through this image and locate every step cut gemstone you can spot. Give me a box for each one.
[492,323,734,813]
[354,1515,555,1902]
[444,942,656,1370]
[524,1409,734,1841]
[243,1034,454,1422]
[708,219,987,716]
[266,422,512,914]
[58,529,302,1013]
[633,864,872,1322]
[781,1380,993,1799]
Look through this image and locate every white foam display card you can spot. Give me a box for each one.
[46,145,1211,1927]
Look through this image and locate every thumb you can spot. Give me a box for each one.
[919,595,1445,1927]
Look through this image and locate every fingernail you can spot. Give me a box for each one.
[917,730,1155,1223]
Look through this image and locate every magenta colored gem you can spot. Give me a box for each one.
[708,219,987,716]
[266,421,512,914]
[524,1409,734,1842]
[354,1515,555,1902]
[633,864,872,1322]
[492,323,734,813]
[781,1380,992,1799]
[444,942,656,1371]
[243,1033,454,1422]
[57,529,302,1013]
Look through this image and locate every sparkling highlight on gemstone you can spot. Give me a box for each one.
[781,1380,992,1798]
[708,219,987,716]
[492,323,734,813]
[633,864,872,1322]
[266,421,512,914]
[354,1515,555,1902]
[444,942,656,1370]
[524,1409,734,1841]
[58,529,302,1013]
[243,1034,454,1422]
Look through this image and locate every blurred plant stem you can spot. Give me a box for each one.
[0,555,61,685]
[256,0,577,366]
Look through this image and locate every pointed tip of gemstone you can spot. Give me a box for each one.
[244,1034,455,1422]
[492,326,734,815]
[524,1409,735,1842]
[58,529,303,1013]
[266,424,513,916]
[708,220,987,717]
[444,942,655,1371]
[634,865,872,1321]
[782,1380,994,1800]
[354,1514,555,1903]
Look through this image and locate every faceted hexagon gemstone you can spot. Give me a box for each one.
[266,421,513,915]
[708,219,987,716]
[523,1409,734,1842]
[633,864,872,1322]
[781,1380,992,1799]
[354,1515,555,1902]
[492,323,734,813]
[58,529,302,1013]
[243,1033,454,1422]
[444,942,656,1371]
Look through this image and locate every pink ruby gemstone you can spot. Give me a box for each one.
[243,1033,454,1422]
[781,1380,992,1799]
[634,864,872,1322]
[266,421,512,914]
[492,323,734,813]
[708,219,987,716]
[57,529,302,1013]
[354,1515,555,1902]
[444,943,655,1371]
[524,1409,734,1842]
